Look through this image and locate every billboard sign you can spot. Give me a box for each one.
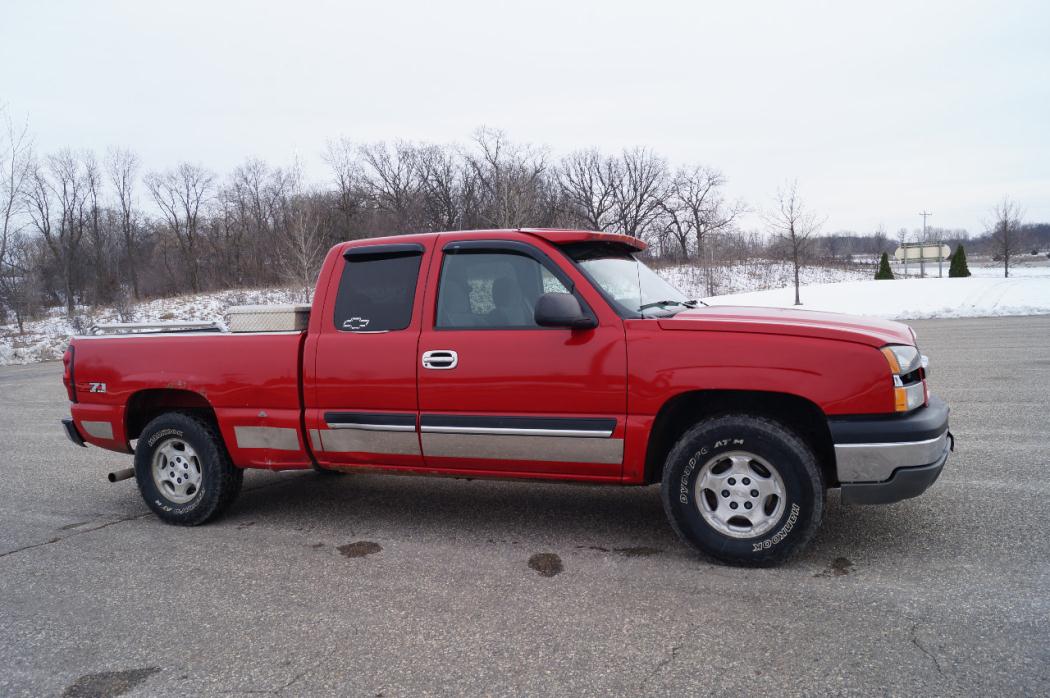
[894,244,950,261]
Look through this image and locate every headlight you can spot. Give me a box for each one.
[881,345,922,375]
[880,344,927,412]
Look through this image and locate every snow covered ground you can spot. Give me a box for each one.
[893,258,1050,279]
[656,260,870,299]
[0,288,302,366]
[705,276,1050,320]
[2,260,1048,366]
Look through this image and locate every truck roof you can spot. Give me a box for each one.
[341,228,647,252]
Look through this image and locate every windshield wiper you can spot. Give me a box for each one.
[637,299,705,311]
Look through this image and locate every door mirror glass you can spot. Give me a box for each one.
[534,293,596,330]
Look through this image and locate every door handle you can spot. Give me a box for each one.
[422,350,458,370]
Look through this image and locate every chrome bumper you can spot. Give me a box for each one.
[829,397,952,505]
[834,429,951,483]
[839,433,952,505]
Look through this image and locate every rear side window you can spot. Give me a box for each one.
[333,250,422,332]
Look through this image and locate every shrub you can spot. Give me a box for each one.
[949,245,971,278]
[874,252,894,280]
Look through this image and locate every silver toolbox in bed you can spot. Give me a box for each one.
[225,304,311,333]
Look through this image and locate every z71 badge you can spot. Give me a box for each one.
[88,382,107,393]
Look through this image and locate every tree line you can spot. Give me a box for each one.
[1,108,1044,327]
[2,123,752,326]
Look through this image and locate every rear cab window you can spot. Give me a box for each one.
[333,244,424,332]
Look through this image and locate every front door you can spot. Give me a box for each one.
[416,237,627,479]
[306,241,431,469]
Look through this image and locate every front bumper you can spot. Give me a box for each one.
[830,396,952,505]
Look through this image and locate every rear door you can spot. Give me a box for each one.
[416,236,628,479]
[305,241,430,469]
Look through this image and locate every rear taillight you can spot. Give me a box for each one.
[63,345,77,403]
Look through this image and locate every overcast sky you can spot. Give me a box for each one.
[2,0,1047,236]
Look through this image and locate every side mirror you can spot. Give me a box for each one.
[534,293,596,330]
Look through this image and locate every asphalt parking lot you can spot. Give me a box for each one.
[1,316,1049,696]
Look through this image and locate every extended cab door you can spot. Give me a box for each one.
[416,236,627,479]
[304,240,431,469]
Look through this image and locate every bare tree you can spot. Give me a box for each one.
[0,106,33,321]
[3,231,40,332]
[872,225,888,255]
[106,147,141,298]
[144,163,215,293]
[83,153,114,303]
[359,141,422,231]
[661,165,745,259]
[611,148,667,240]
[276,189,327,302]
[765,181,823,305]
[467,128,550,228]
[324,138,365,240]
[988,197,1025,278]
[24,150,96,315]
[558,149,620,231]
[225,158,295,282]
[417,143,479,231]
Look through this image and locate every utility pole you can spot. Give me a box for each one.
[919,210,932,277]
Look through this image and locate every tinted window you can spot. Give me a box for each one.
[436,251,569,329]
[333,252,422,332]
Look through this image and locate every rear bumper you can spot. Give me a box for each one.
[62,417,86,447]
[830,396,952,505]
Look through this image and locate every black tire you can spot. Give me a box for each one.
[134,412,243,526]
[660,414,824,566]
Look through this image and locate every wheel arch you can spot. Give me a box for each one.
[643,389,836,487]
[125,388,218,442]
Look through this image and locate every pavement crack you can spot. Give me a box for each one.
[640,644,680,690]
[231,664,315,695]
[910,622,944,675]
[0,512,152,560]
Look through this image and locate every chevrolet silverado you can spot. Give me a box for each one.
[61,228,952,565]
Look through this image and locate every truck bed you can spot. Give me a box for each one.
[69,331,311,469]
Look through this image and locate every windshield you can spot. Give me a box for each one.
[565,244,691,317]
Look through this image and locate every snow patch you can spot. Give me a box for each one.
[0,287,302,366]
[705,276,1050,320]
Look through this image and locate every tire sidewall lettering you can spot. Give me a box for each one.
[147,428,183,448]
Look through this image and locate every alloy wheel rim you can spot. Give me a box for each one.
[151,438,203,504]
[694,450,786,539]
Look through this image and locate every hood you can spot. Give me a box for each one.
[658,305,914,347]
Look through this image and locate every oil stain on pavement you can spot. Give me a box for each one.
[63,667,161,697]
[528,552,563,577]
[814,557,854,577]
[338,541,383,558]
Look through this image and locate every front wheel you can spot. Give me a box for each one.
[134,412,243,525]
[660,414,824,566]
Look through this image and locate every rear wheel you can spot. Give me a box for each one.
[660,414,824,566]
[134,412,243,525]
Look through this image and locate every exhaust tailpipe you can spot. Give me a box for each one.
[107,467,135,483]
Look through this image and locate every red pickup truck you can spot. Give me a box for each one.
[61,228,952,565]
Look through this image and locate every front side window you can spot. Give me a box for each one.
[436,251,570,329]
[333,251,422,332]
